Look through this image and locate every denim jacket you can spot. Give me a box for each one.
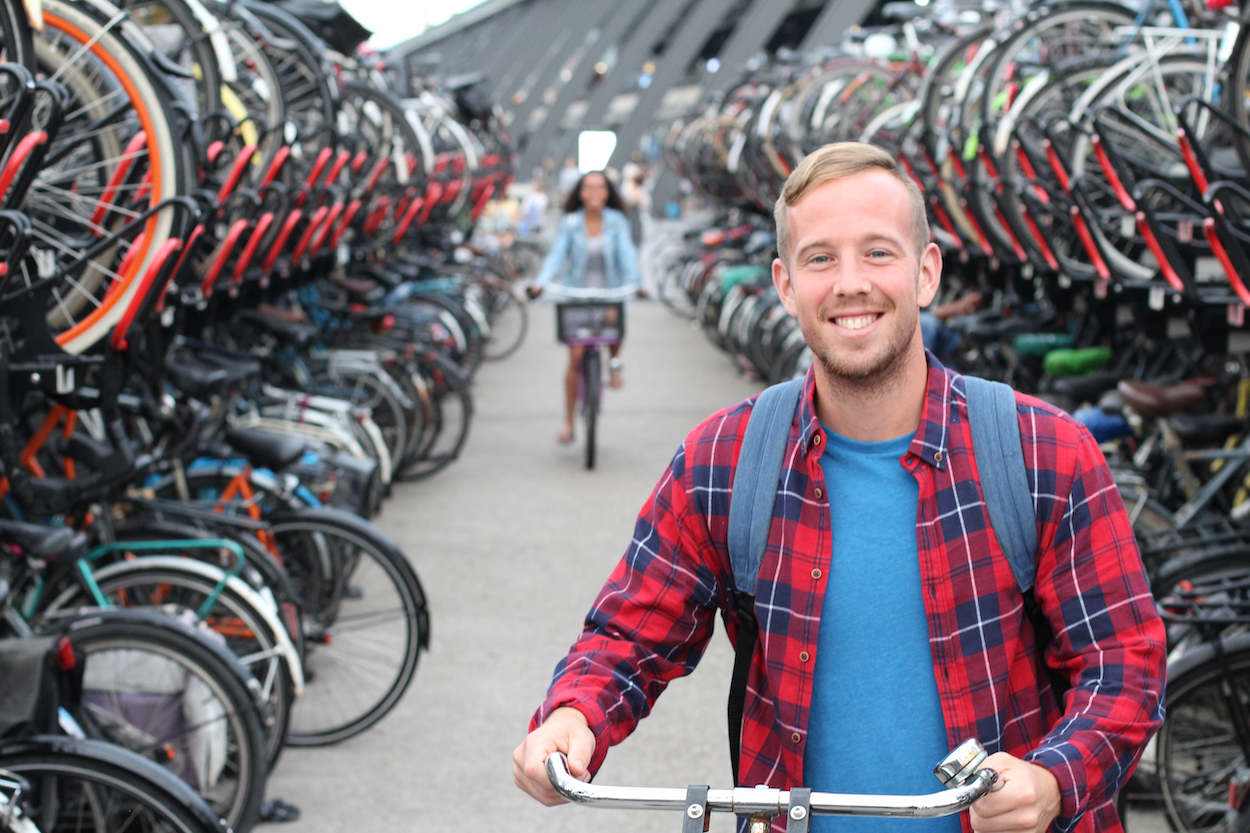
[533,207,639,289]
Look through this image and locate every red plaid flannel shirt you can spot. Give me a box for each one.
[534,357,1166,832]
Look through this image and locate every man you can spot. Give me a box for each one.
[513,142,1166,833]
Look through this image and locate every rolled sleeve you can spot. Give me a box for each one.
[533,443,723,774]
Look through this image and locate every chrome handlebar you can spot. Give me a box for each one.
[545,739,1000,820]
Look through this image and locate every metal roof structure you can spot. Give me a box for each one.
[389,0,881,198]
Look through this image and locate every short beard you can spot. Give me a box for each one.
[808,312,920,396]
[814,339,906,393]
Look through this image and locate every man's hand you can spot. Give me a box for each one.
[526,285,543,300]
[970,753,1062,833]
[513,707,596,806]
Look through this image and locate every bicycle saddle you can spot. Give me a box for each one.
[191,349,262,383]
[1051,371,1122,405]
[0,519,86,562]
[237,309,320,346]
[166,354,230,400]
[1169,413,1247,445]
[224,426,308,470]
[1117,380,1207,417]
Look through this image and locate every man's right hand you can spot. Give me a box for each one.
[512,706,596,805]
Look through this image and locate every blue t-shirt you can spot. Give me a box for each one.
[804,426,959,833]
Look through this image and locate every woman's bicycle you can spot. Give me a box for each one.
[548,283,639,470]
[545,738,1001,832]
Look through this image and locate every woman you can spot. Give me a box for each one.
[528,170,640,445]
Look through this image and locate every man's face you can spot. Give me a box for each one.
[772,170,940,385]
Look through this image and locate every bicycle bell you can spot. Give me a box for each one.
[934,739,994,789]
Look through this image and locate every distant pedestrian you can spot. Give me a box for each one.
[557,158,581,199]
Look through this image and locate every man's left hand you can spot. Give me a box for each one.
[970,753,1062,833]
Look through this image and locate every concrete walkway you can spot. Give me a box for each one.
[261,298,761,832]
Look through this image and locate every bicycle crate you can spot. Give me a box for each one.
[556,302,625,344]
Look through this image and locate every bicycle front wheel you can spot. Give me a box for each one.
[582,348,600,470]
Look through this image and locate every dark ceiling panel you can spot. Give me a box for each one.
[704,0,801,90]
[516,0,652,175]
[799,0,877,52]
[493,1,578,104]
[553,0,690,162]
[606,0,739,169]
[503,1,607,120]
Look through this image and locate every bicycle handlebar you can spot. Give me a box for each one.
[545,753,999,819]
[539,282,642,300]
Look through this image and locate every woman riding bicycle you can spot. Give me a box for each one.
[527,171,640,445]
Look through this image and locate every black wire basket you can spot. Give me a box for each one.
[556,302,625,343]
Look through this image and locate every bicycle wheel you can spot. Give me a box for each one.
[268,508,427,745]
[43,563,296,769]
[28,0,190,354]
[53,611,267,833]
[477,276,528,361]
[395,350,473,481]
[114,0,223,121]
[582,347,600,470]
[316,366,408,476]
[1157,635,1250,832]
[0,735,227,833]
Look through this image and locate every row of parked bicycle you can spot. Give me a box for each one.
[652,0,1250,829]
[0,0,529,831]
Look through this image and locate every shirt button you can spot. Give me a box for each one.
[792,732,802,744]
[811,568,822,580]
[799,651,809,662]
[934,451,943,462]
[814,487,823,499]
[813,434,821,446]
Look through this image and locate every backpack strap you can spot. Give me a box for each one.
[725,378,803,784]
[963,376,1038,592]
[727,378,804,595]
[964,376,1068,700]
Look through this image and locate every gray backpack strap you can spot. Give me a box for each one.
[963,376,1038,592]
[727,378,804,596]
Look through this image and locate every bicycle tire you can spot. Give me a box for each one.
[268,508,427,745]
[50,610,267,833]
[1157,633,1250,832]
[583,347,599,470]
[394,350,473,481]
[32,0,189,354]
[0,735,227,833]
[42,563,296,770]
[478,276,528,361]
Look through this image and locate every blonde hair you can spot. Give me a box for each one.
[773,142,929,265]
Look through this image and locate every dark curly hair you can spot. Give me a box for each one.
[563,170,627,213]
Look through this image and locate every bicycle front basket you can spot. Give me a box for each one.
[556,302,625,344]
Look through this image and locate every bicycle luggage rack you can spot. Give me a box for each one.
[546,739,999,832]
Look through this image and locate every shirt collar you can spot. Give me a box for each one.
[797,350,957,470]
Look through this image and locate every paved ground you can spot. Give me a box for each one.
[258,292,1169,833]
[260,298,759,832]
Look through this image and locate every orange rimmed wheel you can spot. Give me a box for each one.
[18,0,190,354]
